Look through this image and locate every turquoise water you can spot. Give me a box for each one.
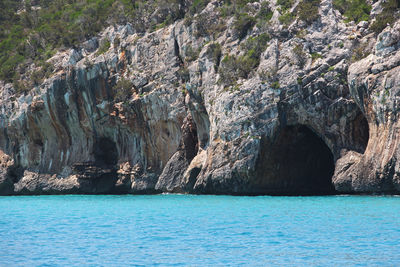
[0,195,399,266]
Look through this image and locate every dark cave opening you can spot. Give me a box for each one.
[351,112,369,154]
[93,137,118,166]
[254,125,336,195]
[72,137,119,194]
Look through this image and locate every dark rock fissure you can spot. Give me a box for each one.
[351,112,369,154]
[174,38,183,66]
[155,114,199,192]
[254,125,336,195]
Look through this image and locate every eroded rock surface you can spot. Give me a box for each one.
[333,21,400,193]
[0,0,399,195]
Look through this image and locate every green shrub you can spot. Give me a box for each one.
[31,68,45,86]
[257,2,273,22]
[220,0,270,36]
[295,29,307,39]
[189,0,211,15]
[333,0,371,23]
[351,42,370,62]
[297,76,303,85]
[219,55,241,86]
[271,81,280,89]
[185,45,201,62]
[296,0,321,25]
[184,14,194,26]
[28,61,54,87]
[96,40,111,55]
[84,58,94,68]
[234,12,256,40]
[112,78,133,102]
[292,44,307,68]
[206,42,222,71]
[370,0,400,34]
[113,37,120,50]
[237,55,259,76]
[40,61,54,79]
[195,13,226,38]
[219,0,258,17]
[13,80,28,94]
[219,33,270,86]
[194,15,206,37]
[0,54,25,83]
[241,33,270,60]
[277,0,294,11]
[311,52,322,61]
[255,2,273,31]
[279,0,321,26]
[279,12,295,25]
[177,66,190,82]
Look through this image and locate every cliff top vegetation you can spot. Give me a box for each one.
[1,0,399,90]
[0,0,212,85]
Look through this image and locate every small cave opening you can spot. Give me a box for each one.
[182,117,198,162]
[93,137,118,166]
[351,112,369,154]
[254,125,336,195]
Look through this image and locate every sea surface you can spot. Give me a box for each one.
[0,195,399,266]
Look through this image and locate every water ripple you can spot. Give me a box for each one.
[0,195,399,266]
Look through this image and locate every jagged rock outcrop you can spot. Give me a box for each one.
[155,114,199,192]
[333,21,400,193]
[0,0,399,195]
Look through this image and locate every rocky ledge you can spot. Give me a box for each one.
[0,0,399,195]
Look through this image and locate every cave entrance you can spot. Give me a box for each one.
[255,125,336,195]
[93,137,118,166]
[351,112,369,154]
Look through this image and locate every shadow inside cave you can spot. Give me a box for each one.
[351,112,369,154]
[254,125,336,195]
[93,137,118,167]
[73,137,119,193]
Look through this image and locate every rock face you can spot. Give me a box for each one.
[0,0,399,195]
[333,21,400,193]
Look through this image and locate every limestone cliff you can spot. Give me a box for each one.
[0,0,398,195]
